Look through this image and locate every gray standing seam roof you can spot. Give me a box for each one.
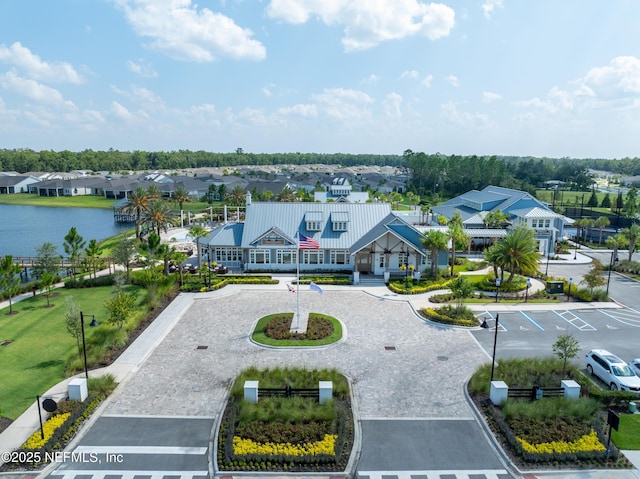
[241,202,393,250]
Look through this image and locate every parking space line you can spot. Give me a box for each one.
[598,308,640,328]
[553,310,597,331]
[477,311,507,331]
[519,311,545,331]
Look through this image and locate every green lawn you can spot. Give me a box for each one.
[0,286,140,419]
[612,413,640,450]
[0,193,117,209]
[251,313,343,347]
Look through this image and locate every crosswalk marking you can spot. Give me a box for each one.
[358,470,510,479]
[73,446,207,455]
[50,471,208,479]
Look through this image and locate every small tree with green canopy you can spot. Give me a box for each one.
[65,296,82,356]
[41,272,56,307]
[104,287,137,329]
[580,259,607,294]
[31,242,60,279]
[112,236,138,283]
[64,226,86,281]
[449,276,474,315]
[0,255,22,314]
[552,333,580,378]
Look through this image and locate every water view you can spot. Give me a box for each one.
[0,205,131,258]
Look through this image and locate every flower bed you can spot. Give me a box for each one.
[217,367,354,472]
[419,306,478,327]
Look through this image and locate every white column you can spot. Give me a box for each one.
[244,380,259,403]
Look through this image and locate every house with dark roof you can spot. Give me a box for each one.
[204,193,445,278]
[430,185,570,256]
[0,175,40,194]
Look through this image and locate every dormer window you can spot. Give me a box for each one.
[305,211,323,231]
[332,211,349,231]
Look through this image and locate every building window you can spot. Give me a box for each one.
[379,254,386,268]
[303,250,324,265]
[330,250,349,265]
[214,247,242,263]
[421,252,430,265]
[276,249,297,264]
[250,249,270,264]
[306,221,321,231]
[398,252,408,266]
[332,221,347,231]
[532,219,538,228]
[544,219,550,228]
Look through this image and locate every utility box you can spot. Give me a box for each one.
[68,378,88,401]
[545,281,564,294]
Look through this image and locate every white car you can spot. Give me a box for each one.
[585,349,640,393]
[630,358,640,378]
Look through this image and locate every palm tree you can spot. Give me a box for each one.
[226,184,246,206]
[125,186,149,239]
[595,216,610,245]
[147,183,161,201]
[621,223,640,262]
[483,210,510,229]
[188,225,209,271]
[172,185,191,212]
[277,185,296,202]
[447,211,469,276]
[421,230,449,279]
[497,225,541,282]
[145,199,173,236]
[605,234,627,264]
[484,242,507,282]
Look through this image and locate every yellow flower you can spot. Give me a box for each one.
[233,434,337,457]
[22,413,71,450]
[516,430,605,454]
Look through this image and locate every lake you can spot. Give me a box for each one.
[0,204,131,258]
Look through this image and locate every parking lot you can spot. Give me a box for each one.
[475,307,640,333]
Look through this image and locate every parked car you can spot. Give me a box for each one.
[585,349,640,393]
[630,358,640,377]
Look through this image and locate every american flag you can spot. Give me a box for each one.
[298,232,320,249]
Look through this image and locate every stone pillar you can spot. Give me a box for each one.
[68,378,88,401]
[490,381,509,406]
[319,381,333,404]
[561,379,581,399]
[244,380,259,403]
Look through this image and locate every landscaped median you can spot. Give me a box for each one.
[216,367,354,472]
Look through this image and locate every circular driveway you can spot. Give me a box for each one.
[103,288,487,419]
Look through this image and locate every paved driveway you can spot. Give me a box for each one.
[104,289,486,419]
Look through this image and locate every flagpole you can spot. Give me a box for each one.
[296,234,301,330]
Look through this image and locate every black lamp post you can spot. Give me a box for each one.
[490,313,500,382]
[207,249,212,288]
[495,278,501,303]
[567,277,573,302]
[606,251,618,297]
[525,278,531,302]
[80,311,89,380]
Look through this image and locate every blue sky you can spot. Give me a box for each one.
[1,1,640,158]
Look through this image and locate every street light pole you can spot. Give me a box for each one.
[490,313,500,383]
[606,251,617,297]
[80,311,89,380]
[525,278,531,302]
[567,277,573,302]
[495,278,501,303]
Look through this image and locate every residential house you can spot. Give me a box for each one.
[314,177,370,203]
[0,175,41,194]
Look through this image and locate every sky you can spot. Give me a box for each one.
[1,1,640,159]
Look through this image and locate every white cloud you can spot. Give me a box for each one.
[276,104,319,118]
[582,56,640,99]
[445,74,459,87]
[383,92,403,118]
[361,73,379,84]
[400,70,419,79]
[127,59,158,78]
[0,71,76,108]
[440,101,490,127]
[311,87,374,121]
[112,0,266,62]
[482,91,502,103]
[481,0,503,20]
[111,101,136,121]
[421,74,433,88]
[0,42,83,83]
[266,0,455,51]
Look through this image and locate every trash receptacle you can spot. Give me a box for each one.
[629,401,637,413]
[545,281,564,294]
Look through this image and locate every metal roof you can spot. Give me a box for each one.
[240,202,395,249]
[207,223,244,246]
